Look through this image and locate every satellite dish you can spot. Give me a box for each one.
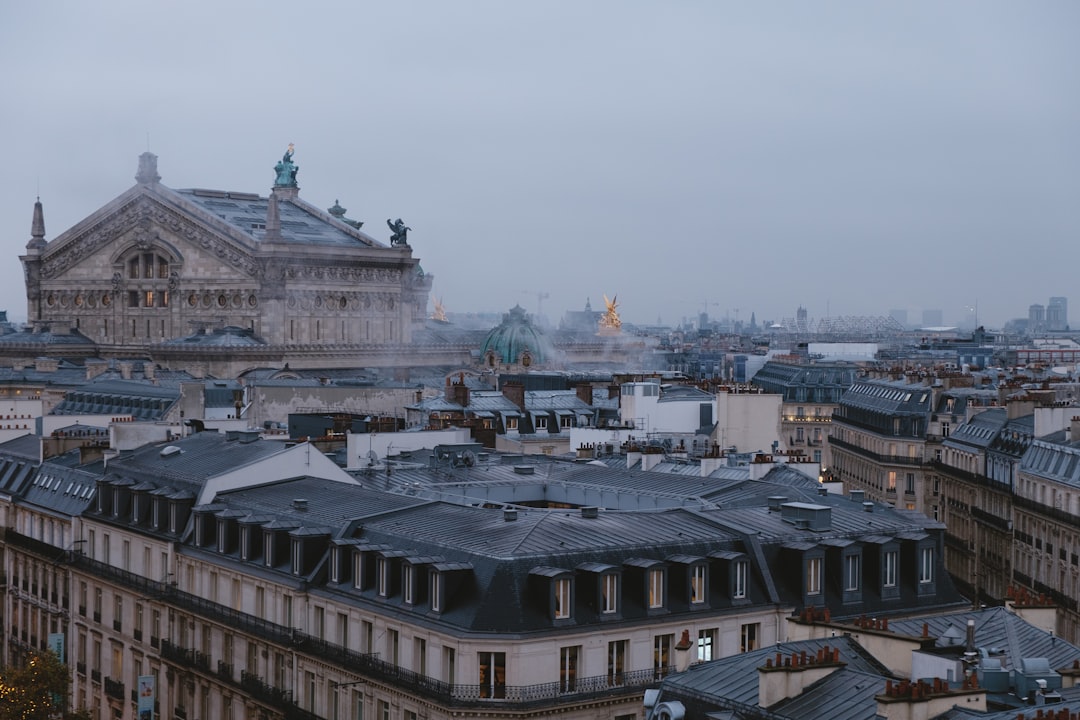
[462,450,476,467]
[367,450,379,466]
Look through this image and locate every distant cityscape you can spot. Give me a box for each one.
[3,151,1080,720]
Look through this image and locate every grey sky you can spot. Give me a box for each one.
[3,2,1078,329]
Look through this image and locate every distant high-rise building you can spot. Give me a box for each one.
[1048,296,1068,331]
[1028,303,1046,331]
[889,308,908,327]
[922,309,943,327]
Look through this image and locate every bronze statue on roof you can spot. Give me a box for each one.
[387,218,411,246]
[273,143,299,187]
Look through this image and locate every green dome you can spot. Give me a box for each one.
[481,305,552,366]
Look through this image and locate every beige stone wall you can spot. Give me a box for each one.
[27,187,430,357]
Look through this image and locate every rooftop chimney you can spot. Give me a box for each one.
[759,645,845,709]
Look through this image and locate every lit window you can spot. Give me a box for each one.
[554,578,571,619]
[690,565,706,604]
[601,574,618,614]
[648,568,665,609]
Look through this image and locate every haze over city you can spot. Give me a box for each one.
[3,1,1078,328]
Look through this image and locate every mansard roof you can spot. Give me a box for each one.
[840,380,932,416]
[944,408,1007,452]
[51,379,179,419]
[1020,434,1080,487]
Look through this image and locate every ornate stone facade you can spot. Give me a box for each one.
[17,152,433,372]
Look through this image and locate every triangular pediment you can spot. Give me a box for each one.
[40,187,260,281]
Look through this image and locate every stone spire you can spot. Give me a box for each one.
[26,197,46,251]
[136,152,161,185]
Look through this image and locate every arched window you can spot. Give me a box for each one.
[123,250,173,308]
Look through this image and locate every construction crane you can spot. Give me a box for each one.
[521,290,550,320]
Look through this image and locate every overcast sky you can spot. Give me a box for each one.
[2,2,1078,330]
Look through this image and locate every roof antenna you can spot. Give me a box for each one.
[146,132,151,151]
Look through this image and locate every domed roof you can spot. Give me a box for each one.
[481,305,552,365]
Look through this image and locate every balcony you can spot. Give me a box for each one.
[69,552,664,711]
[91,669,101,684]
[104,677,125,700]
[217,660,234,683]
[241,671,293,709]
[161,640,210,672]
[829,436,923,466]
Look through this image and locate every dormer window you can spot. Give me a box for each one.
[734,561,748,599]
[431,571,443,612]
[240,527,251,561]
[845,553,861,592]
[530,566,574,621]
[919,547,933,584]
[806,557,822,596]
[648,568,665,609]
[690,565,707,605]
[353,553,364,590]
[291,539,303,576]
[263,532,274,568]
[601,574,618,614]
[329,547,341,584]
[554,578,571,619]
[377,558,390,597]
[403,565,415,603]
[883,550,897,588]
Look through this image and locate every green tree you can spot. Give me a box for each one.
[0,650,88,720]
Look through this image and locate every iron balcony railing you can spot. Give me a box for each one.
[829,436,924,466]
[66,544,663,709]
[104,676,125,700]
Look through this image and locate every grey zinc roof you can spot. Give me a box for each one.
[944,407,1007,452]
[841,380,932,416]
[660,635,891,708]
[213,476,429,532]
[357,503,744,557]
[888,606,1080,672]
[1021,436,1080,487]
[769,667,890,720]
[175,188,381,248]
[101,432,292,494]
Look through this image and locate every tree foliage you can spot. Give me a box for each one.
[0,650,88,720]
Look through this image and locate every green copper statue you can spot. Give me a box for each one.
[274,143,299,187]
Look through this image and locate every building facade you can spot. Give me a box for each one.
[15,151,432,375]
[1,429,964,720]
